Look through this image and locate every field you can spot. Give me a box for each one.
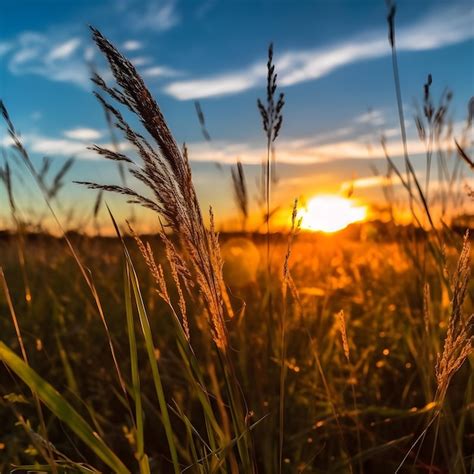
[0,227,472,472]
[0,5,473,474]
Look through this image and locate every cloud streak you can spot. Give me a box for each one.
[164,4,474,100]
[6,33,91,88]
[184,135,455,166]
[3,109,463,166]
[122,40,143,51]
[129,0,180,32]
[64,128,103,140]
[2,29,178,89]
[0,42,12,56]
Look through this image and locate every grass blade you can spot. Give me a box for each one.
[124,266,151,474]
[0,342,130,474]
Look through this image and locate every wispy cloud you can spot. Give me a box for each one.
[396,5,474,51]
[354,109,385,127]
[341,175,387,193]
[142,65,182,78]
[185,115,467,165]
[129,56,153,67]
[24,133,132,159]
[122,40,143,51]
[195,0,217,20]
[7,32,91,88]
[184,137,418,166]
[0,42,12,56]
[47,38,81,61]
[2,29,177,89]
[1,127,126,159]
[165,64,264,99]
[129,0,180,32]
[1,117,464,173]
[63,128,103,140]
[29,136,97,157]
[164,4,474,100]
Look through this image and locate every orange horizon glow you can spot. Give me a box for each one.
[298,195,367,233]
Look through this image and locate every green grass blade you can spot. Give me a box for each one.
[11,464,97,473]
[55,331,79,396]
[124,266,150,474]
[106,205,179,473]
[126,258,180,474]
[0,342,130,474]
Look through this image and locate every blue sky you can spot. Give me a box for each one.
[0,0,473,230]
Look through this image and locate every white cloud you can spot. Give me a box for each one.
[130,56,152,67]
[9,33,44,66]
[184,125,464,166]
[0,42,12,56]
[131,0,180,32]
[23,133,133,159]
[47,38,81,61]
[397,5,474,51]
[142,65,181,78]
[123,40,143,51]
[341,175,387,193]
[278,39,387,88]
[164,4,474,100]
[165,64,264,100]
[0,135,14,147]
[64,128,102,140]
[3,116,465,168]
[30,136,94,156]
[186,138,358,165]
[0,130,131,159]
[355,109,385,127]
[2,29,177,90]
[84,45,95,61]
[7,32,90,88]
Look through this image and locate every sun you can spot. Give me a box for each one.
[299,195,367,233]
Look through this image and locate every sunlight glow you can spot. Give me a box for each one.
[299,195,367,233]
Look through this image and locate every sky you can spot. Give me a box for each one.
[0,0,473,231]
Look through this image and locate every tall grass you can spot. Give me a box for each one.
[0,5,472,473]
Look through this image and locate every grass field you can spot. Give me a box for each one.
[0,4,473,473]
[0,227,472,472]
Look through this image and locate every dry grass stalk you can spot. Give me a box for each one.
[258,43,285,262]
[194,100,211,141]
[0,268,58,471]
[231,160,248,231]
[335,309,361,472]
[279,199,299,474]
[455,139,474,170]
[159,233,191,340]
[423,282,431,335]
[435,232,473,400]
[1,102,134,429]
[336,310,350,363]
[282,199,301,302]
[129,224,191,342]
[0,160,15,211]
[257,43,285,149]
[78,28,229,350]
[208,207,234,319]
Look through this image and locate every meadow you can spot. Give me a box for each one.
[0,4,473,474]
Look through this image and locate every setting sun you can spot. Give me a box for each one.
[299,195,367,233]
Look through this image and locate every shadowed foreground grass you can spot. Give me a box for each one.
[0,231,472,472]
